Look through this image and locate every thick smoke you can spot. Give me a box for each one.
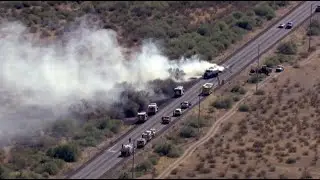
[0,20,223,140]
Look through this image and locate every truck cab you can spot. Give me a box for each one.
[202,83,214,96]
[174,86,184,97]
[173,108,182,117]
[137,112,148,123]
[203,68,219,79]
[142,130,153,141]
[136,138,147,148]
[147,103,158,115]
[121,143,134,157]
[161,116,171,124]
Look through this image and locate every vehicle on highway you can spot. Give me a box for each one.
[137,112,148,123]
[315,5,320,12]
[120,143,134,157]
[136,138,147,148]
[69,2,310,178]
[147,103,158,115]
[173,108,182,117]
[275,65,284,72]
[201,83,214,95]
[142,130,154,141]
[180,101,192,109]
[278,23,286,28]
[286,22,293,29]
[173,86,184,97]
[161,116,171,124]
[203,65,224,79]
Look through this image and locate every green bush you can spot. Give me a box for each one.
[238,104,250,112]
[185,116,207,128]
[232,12,244,19]
[36,161,60,175]
[118,172,130,179]
[231,85,247,94]
[277,41,297,55]
[247,74,266,84]
[179,126,197,138]
[49,120,77,138]
[254,4,276,20]
[149,154,160,165]
[0,165,10,179]
[254,89,265,95]
[212,97,233,109]
[307,20,320,36]
[135,160,153,172]
[154,142,182,158]
[46,143,80,162]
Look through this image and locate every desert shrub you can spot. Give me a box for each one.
[0,165,10,179]
[34,160,62,176]
[264,56,281,67]
[46,143,80,162]
[179,126,197,138]
[285,157,296,164]
[96,118,122,134]
[277,41,297,55]
[238,104,250,112]
[236,17,255,30]
[307,20,320,36]
[247,74,266,84]
[154,142,182,158]
[233,95,240,102]
[118,172,130,179]
[49,119,77,138]
[254,4,276,20]
[231,85,247,94]
[135,160,153,172]
[149,154,160,165]
[185,116,207,128]
[254,89,265,95]
[200,168,211,174]
[212,96,233,109]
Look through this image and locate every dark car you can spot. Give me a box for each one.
[285,22,293,29]
[180,101,192,109]
[315,5,320,12]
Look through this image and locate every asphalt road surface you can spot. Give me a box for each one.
[69,1,319,179]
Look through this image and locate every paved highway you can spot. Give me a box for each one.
[69,1,318,179]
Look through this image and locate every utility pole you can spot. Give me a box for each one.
[308,4,313,52]
[132,139,135,179]
[256,44,260,92]
[198,89,200,134]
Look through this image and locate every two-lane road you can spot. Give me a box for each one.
[69,1,319,179]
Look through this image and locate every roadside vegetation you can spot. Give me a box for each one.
[0,1,289,61]
[0,117,124,179]
[0,1,296,179]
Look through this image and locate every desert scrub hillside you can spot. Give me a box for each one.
[0,1,290,60]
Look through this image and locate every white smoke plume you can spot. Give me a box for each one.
[0,19,223,141]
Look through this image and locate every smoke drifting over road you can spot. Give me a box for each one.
[0,20,223,140]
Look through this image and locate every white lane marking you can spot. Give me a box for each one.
[107,150,117,153]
